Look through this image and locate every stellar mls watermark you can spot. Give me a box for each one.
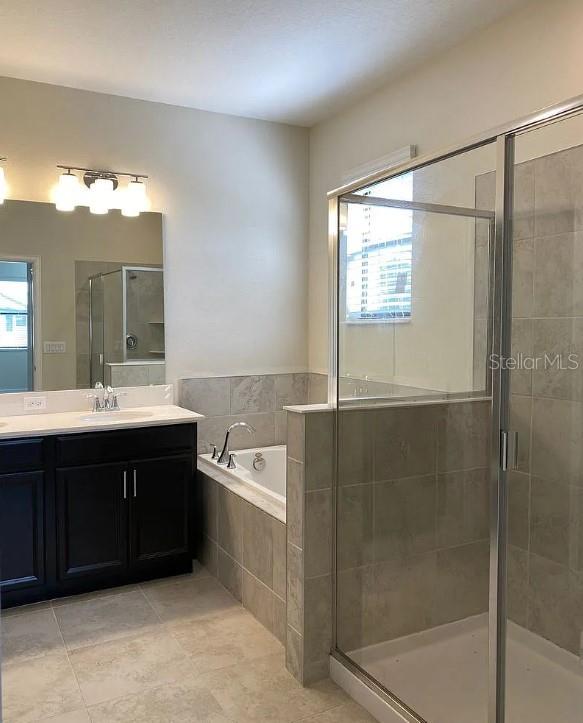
[489,353,580,370]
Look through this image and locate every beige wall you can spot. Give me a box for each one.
[0,200,162,390]
[309,0,583,375]
[0,76,309,384]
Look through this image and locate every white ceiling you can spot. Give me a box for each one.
[0,0,529,126]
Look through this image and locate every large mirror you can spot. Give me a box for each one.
[0,200,164,392]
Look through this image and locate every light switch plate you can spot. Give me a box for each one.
[43,341,66,354]
[24,396,47,411]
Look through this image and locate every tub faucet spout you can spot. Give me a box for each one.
[217,421,255,465]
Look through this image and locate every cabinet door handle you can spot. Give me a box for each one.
[123,470,127,499]
[133,469,137,498]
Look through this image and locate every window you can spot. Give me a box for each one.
[0,279,29,348]
[344,173,413,322]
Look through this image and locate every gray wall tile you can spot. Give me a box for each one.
[528,553,583,655]
[508,545,528,627]
[287,543,303,633]
[531,397,583,486]
[273,596,287,645]
[375,405,439,480]
[287,411,305,462]
[200,535,218,577]
[374,476,436,562]
[510,394,531,473]
[433,541,489,626]
[274,373,308,408]
[304,489,332,578]
[337,484,373,570]
[370,553,436,641]
[437,401,490,473]
[305,412,334,490]
[530,476,570,565]
[200,473,218,542]
[217,548,242,602]
[436,468,488,548]
[534,147,580,237]
[272,520,287,599]
[242,501,274,588]
[231,375,275,414]
[304,575,332,666]
[179,377,231,417]
[512,238,534,319]
[242,570,275,635]
[286,625,303,681]
[534,233,583,317]
[532,317,583,401]
[218,487,243,563]
[510,318,533,396]
[338,410,373,485]
[287,458,304,548]
[508,471,530,550]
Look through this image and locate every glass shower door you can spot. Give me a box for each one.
[504,113,583,723]
[334,141,499,723]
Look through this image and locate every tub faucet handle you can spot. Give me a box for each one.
[210,444,219,460]
[227,452,237,470]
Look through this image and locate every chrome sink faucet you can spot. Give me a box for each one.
[217,421,255,465]
[87,382,123,413]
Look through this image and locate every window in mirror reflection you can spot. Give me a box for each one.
[0,260,33,392]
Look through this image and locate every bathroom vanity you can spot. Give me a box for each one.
[0,407,201,608]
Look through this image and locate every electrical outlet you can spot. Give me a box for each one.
[43,341,66,354]
[23,396,47,411]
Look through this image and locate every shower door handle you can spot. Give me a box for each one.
[500,430,518,471]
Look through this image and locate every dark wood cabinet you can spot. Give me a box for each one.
[0,471,45,593]
[0,423,197,608]
[56,462,128,582]
[129,455,192,571]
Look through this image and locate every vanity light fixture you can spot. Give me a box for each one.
[55,169,81,212]
[0,158,7,205]
[55,165,149,216]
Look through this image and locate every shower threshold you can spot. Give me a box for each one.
[343,614,582,723]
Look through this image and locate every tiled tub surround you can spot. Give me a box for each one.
[198,466,287,645]
[476,143,583,658]
[179,373,328,453]
[334,399,491,654]
[286,409,335,685]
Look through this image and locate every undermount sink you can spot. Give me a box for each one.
[78,410,154,423]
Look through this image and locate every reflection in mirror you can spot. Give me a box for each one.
[0,201,164,392]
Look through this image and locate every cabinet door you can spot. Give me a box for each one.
[56,463,128,581]
[129,455,191,570]
[0,471,45,592]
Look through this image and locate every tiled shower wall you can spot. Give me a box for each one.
[179,373,327,453]
[476,144,583,656]
[335,400,491,653]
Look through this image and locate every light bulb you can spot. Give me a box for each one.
[55,171,79,212]
[89,177,114,215]
[0,166,6,205]
[121,178,149,217]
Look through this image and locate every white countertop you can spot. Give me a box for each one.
[0,405,204,440]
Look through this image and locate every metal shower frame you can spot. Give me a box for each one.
[327,92,583,723]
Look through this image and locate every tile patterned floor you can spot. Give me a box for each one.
[1,567,375,723]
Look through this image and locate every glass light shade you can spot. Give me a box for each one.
[55,171,79,212]
[0,167,6,205]
[89,177,114,215]
[121,179,148,217]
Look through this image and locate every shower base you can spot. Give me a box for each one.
[348,614,583,723]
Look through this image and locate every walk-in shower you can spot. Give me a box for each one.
[89,265,164,388]
[328,98,583,722]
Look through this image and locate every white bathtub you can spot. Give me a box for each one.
[200,444,286,505]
